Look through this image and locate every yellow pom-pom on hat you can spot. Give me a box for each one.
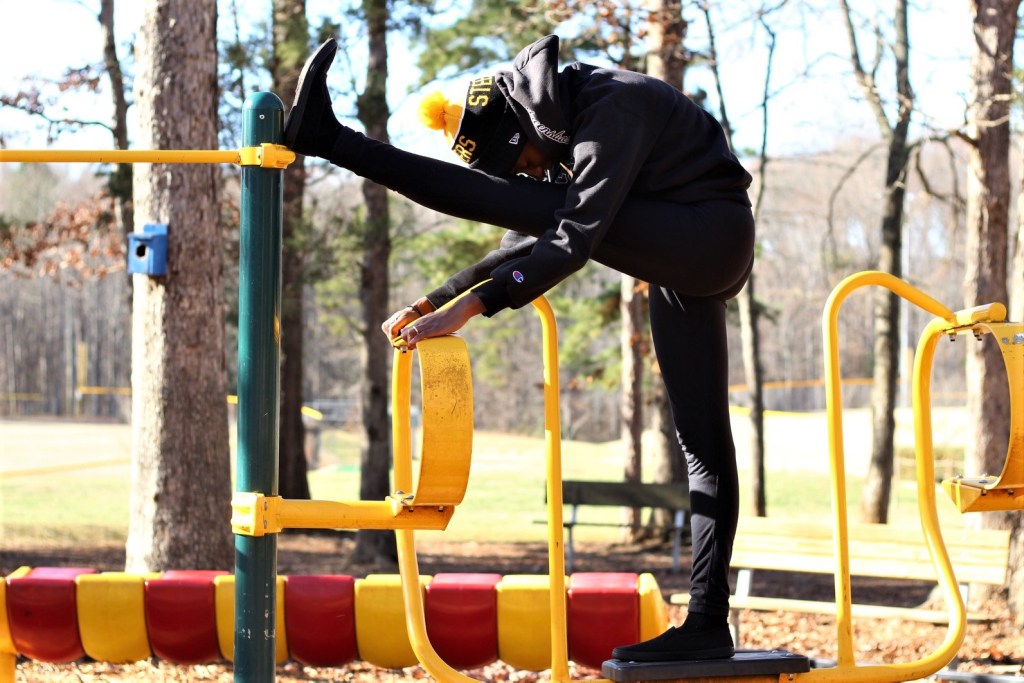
[418,91,463,143]
[418,76,525,175]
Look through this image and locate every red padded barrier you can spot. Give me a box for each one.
[424,573,502,669]
[6,567,97,662]
[567,572,640,670]
[283,575,357,666]
[144,570,227,664]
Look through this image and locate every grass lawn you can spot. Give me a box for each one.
[0,420,966,549]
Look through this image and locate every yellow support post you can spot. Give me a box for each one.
[531,295,572,683]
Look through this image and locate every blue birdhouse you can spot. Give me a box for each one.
[127,224,168,276]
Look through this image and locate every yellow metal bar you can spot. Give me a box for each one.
[531,296,571,683]
[809,271,967,683]
[951,302,1006,327]
[392,345,415,495]
[230,493,454,535]
[820,271,954,668]
[0,143,294,168]
[395,529,481,683]
[0,149,239,164]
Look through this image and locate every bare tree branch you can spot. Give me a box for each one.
[824,140,885,267]
[838,0,892,137]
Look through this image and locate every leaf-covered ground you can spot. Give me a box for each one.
[5,534,1021,682]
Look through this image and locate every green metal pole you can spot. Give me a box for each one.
[235,91,285,682]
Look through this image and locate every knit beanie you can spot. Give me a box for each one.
[419,75,526,176]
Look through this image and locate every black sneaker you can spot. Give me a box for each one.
[611,625,735,662]
[283,38,341,157]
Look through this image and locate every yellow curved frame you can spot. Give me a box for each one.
[808,270,1019,683]
[393,295,580,683]
[231,334,474,535]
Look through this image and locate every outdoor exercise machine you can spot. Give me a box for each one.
[0,92,669,682]
[603,271,1022,683]
[2,89,1021,683]
[809,272,1020,681]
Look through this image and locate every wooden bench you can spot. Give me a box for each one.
[546,480,690,573]
[670,516,1011,642]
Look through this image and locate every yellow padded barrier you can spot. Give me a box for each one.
[496,575,562,671]
[354,574,430,669]
[0,568,29,683]
[75,573,153,663]
[0,570,19,654]
[637,572,670,641]
[213,575,288,663]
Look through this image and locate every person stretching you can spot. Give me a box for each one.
[285,34,754,662]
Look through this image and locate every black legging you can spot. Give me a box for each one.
[330,128,752,616]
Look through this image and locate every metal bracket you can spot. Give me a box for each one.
[238,143,296,169]
[231,492,282,537]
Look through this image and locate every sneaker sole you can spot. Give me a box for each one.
[610,645,736,663]
[283,38,338,148]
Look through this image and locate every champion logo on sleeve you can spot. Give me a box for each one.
[512,270,525,283]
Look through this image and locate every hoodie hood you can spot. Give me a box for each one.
[495,35,572,161]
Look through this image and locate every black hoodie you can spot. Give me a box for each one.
[427,35,753,314]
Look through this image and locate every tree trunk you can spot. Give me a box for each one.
[1013,185,1023,323]
[738,278,766,516]
[98,0,133,235]
[964,0,1021,617]
[620,274,645,537]
[273,0,311,501]
[126,0,232,572]
[650,363,686,537]
[702,2,769,517]
[353,0,396,564]
[838,0,912,524]
[642,0,689,534]
[862,133,909,522]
